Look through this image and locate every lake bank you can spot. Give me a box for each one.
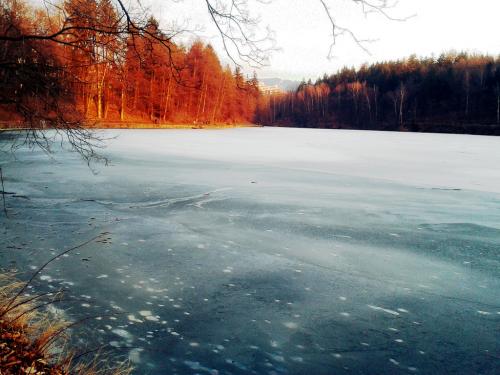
[0,122,264,131]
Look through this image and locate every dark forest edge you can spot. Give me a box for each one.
[259,51,500,136]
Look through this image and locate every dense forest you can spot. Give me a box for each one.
[258,52,500,135]
[1,0,500,135]
[0,0,261,127]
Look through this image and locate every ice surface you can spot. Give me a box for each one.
[1,128,499,375]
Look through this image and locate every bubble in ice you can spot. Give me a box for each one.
[139,311,151,317]
[283,322,298,329]
[216,345,225,350]
[478,311,491,315]
[40,275,52,282]
[408,367,417,371]
[270,341,279,348]
[81,303,90,307]
[367,305,399,315]
[145,315,159,322]
[340,312,350,316]
[390,359,399,365]
[290,356,303,362]
[397,308,409,313]
[113,329,132,339]
[189,342,199,347]
[223,269,232,273]
[269,354,285,362]
[339,296,346,300]
[96,275,108,279]
[171,332,179,336]
[395,339,404,343]
[128,348,143,364]
[128,315,143,323]
[233,361,247,370]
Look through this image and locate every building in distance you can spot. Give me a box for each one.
[258,82,286,95]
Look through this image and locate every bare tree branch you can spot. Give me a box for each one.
[317,0,413,60]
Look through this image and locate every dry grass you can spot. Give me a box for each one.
[0,272,133,375]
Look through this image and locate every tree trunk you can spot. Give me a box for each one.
[163,76,171,121]
[149,73,155,120]
[120,86,125,121]
[202,85,208,120]
[465,71,470,117]
[212,75,225,122]
[195,70,206,124]
[364,90,372,125]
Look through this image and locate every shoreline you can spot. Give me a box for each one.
[0,122,264,131]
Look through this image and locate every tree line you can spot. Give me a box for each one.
[3,0,499,138]
[0,0,261,128]
[257,52,500,134]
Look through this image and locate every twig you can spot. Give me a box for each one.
[0,165,7,217]
[2,232,109,315]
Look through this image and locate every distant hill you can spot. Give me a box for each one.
[260,78,300,91]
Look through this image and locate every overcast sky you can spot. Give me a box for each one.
[155,0,500,82]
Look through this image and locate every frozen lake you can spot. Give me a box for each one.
[1,128,500,374]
